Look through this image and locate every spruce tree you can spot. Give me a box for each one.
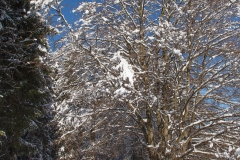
[0,0,54,159]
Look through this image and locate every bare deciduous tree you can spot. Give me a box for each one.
[52,0,240,159]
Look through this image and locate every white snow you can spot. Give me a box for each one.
[114,87,129,96]
[102,17,108,22]
[114,0,120,3]
[173,49,182,58]
[235,148,240,158]
[209,141,213,148]
[30,0,53,5]
[72,2,97,13]
[149,36,155,41]
[60,146,65,152]
[38,45,47,53]
[30,0,54,10]
[113,51,135,86]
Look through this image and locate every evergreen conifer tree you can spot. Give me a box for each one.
[0,0,54,159]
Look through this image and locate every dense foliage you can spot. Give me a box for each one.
[0,0,54,159]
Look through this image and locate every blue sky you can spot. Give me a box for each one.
[61,0,79,24]
[49,0,240,51]
[48,0,79,50]
[60,0,101,23]
[48,0,100,50]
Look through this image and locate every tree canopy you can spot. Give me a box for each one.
[52,0,240,159]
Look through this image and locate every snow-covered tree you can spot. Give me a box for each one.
[0,0,55,159]
[53,0,240,159]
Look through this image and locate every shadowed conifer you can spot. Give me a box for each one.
[0,0,55,159]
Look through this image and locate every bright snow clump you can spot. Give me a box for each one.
[113,51,135,86]
[235,148,240,158]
